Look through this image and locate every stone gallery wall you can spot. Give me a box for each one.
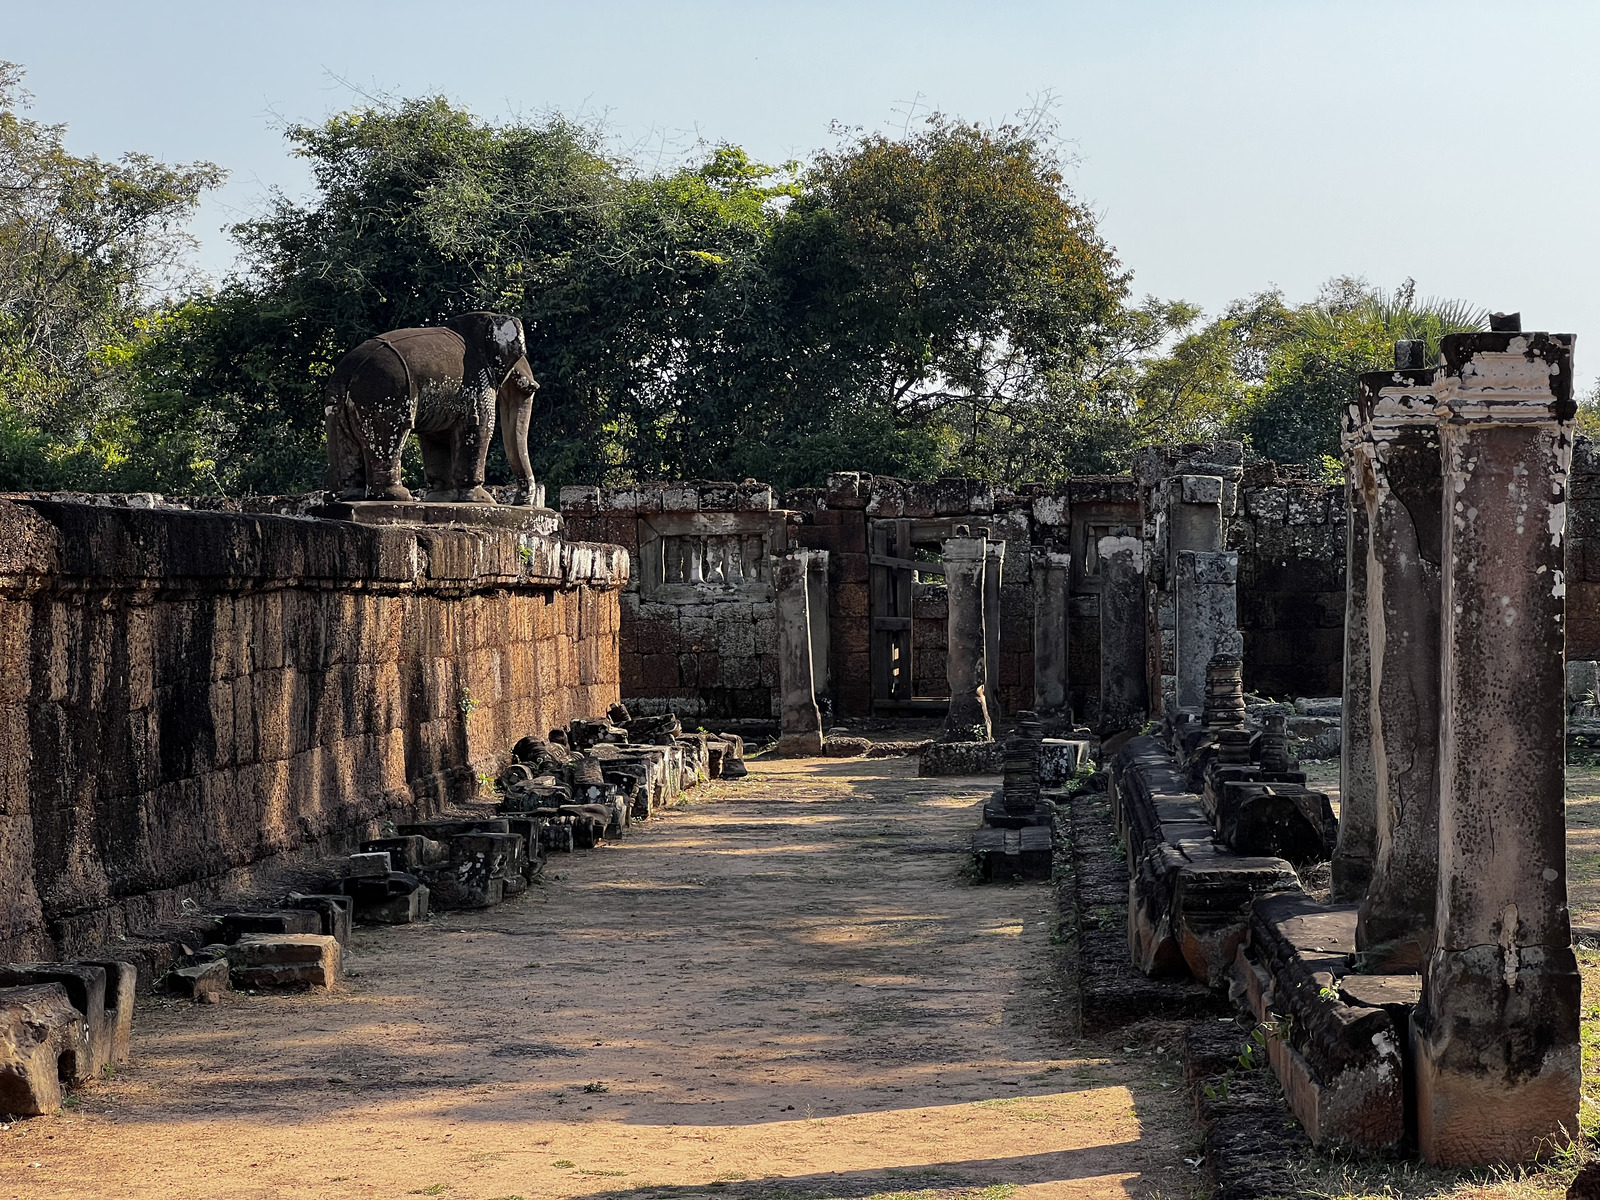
[560,481,789,722]
[0,499,625,962]
[1224,438,1600,699]
[786,474,1140,722]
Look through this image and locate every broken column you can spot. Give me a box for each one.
[983,537,1006,727]
[1413,321,1581,1165]
[1165,473,1235,721]
[1133,446,1243,725]
[1098,532,1147,735]
[1333,414,1378,900]
[1174,549,1241,714]
[1352,346,1442,970]
[942,533,992,742]
[774,549,824,755]
[1031,545,1071,727]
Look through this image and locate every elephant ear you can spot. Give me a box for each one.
[448,311,525,388]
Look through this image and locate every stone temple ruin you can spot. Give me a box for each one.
[1092,317,1586,1169]
[3,312,1598,1178]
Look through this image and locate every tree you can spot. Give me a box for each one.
[1237,278,1486,465]
[131,101,1137,493]
[755,113,1129,484]
[0,63,223,489]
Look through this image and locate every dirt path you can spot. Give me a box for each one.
[1,757,1198,1200]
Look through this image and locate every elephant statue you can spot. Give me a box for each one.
[324,311,539,504]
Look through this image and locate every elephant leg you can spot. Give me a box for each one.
[359,404,414,502]
[416,432,454,502]
[450,386,498,504]
[324,398,367,500]
[498,381,535,505]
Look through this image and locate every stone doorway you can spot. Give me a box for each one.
[868,516,975,714]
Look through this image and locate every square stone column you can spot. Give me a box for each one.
[1031,547,1071,725]
[1333,457,1378,901]
[1164,474,1227,721]
[983,539,1005,727]
[942,535,992,742]
[1413,325,1581,1166]
[1098,533,1147,735]
[1352,360,1443,968]
[773,549,824,756]
[1174,550,1241,713]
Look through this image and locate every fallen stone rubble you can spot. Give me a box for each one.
[0,704,746,1120]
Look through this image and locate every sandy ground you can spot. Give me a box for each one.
[1566,766,1600,929]
[0,757,1200,1200]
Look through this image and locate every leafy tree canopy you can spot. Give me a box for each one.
[0,63,223,489]
[0,70,1498,495]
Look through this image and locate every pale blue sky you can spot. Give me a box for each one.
[7,0,1600,378]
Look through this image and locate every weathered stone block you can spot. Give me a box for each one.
[0,963,109,1080]
[227,934,340,990]
[1233,898,1406,1151]
[1181,475,1223,505]
[0,984,86,1115]
[284,894,353,947]
[1212,779,1337,864]
[1171,854,1301,988]
[167,959,230,1004]
[972,825,1051,881]
[79,959,135,1065]
[345,851,392,878]
[428,834,514,909]
[1039,739,1090,785]
[222,910,322,943]
[917,740,1001,776]
[1245,487,1289,521]
[361,835,445,873]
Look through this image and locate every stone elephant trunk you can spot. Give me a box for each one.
[324,311,539,504]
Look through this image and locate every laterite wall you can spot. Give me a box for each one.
[0,499,624,962]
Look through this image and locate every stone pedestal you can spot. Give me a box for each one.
[983,539,1005,728]
[1333,464,1377,901]
[942,536,992,742]
[1174,550,1241,713]
[1413,328,1581,1166]
[774,550,824,756]
[1098,534,1147,735]
[1031,548,1071,724]
[1353,365,1443,969]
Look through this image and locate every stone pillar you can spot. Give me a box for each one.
[1413,325,1580,1166]
[1031,547,1071,725]
[942,535,991,742]
[1098,533,1147,735]
[1166,474,1226,720]
[1174,550,1240,713]
[1333,458,1378,901]
[983,539,1005,728]
[805,551,831,709]
[1352,360,1443,969]
[774,550,823,756]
